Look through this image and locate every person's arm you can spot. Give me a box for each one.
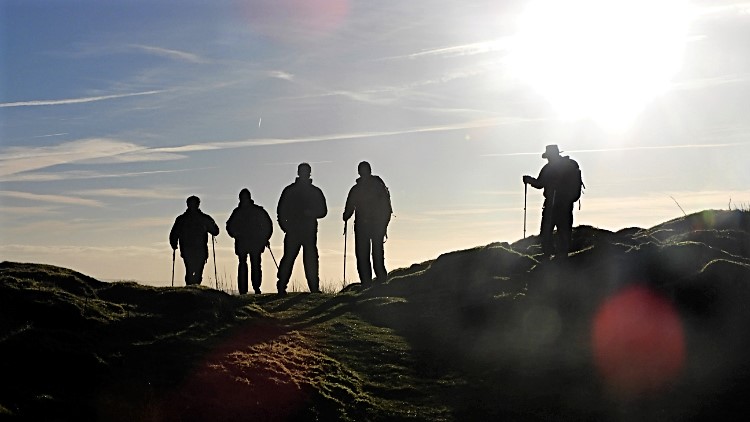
[523,166,546,189]
[169,218,180,250]
[261,208,273,244]
[277,187,289,232]
[206,215,220,236]
[343,186,355,221]
[316,187,328,219]
[225,210,236,238]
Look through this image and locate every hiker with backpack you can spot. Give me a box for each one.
[523,145,583,259]
[226,188,273,294]
[343,161,393,285]
[169,196,220,285]
[276,163,328,295]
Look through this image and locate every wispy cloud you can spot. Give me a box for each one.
[268,70,295,81]
[0,190,103,207]
[0,118,534,180]
[0,90,166,108]
[73,188,186,200]
[380,39,511,61]
[0,205,61,216]
[149,116,538,154]
[128,44,207,63]
[32,133,69,139]
[0,243,164,256]
[696,2,750,17]
[0,138,147,177]
[0,168,199,183]
[670,74,750,91]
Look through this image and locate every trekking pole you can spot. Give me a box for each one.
[267,244,280,271]
[171,249,175,287]
[212,235,218,290]
[343,220,348,283]
[523,182,528,239]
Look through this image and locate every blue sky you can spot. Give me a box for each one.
[2,0,749,290]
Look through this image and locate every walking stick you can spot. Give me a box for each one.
[343,220,348,283]
[212,235,218,289]
[171,249,175,287]
[523,182,528,239]
[267,244,280,271]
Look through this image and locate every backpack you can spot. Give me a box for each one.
[368,176,393,223]
[559,157,584,203]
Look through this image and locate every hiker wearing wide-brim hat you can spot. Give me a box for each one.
[541,144,562,159]
[522,145,584,259]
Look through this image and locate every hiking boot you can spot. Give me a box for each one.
[254,288,262,294]
[276,289,287,297]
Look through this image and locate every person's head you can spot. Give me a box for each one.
[357,161,372,177]
[542,144,561,161]
[186,195,200,210]
[297,162,312,179]
[239,188,252,203]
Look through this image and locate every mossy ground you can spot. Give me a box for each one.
[2,210,750,420]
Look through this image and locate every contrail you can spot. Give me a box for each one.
[0,90,166,108]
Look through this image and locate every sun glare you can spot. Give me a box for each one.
[510,0,692,128]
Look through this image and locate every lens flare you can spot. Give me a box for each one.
[591,285,686,398]
[239,0,350,42]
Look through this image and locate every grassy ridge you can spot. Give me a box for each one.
[2,209,750,420]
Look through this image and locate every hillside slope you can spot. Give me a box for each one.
[1,209,749,420]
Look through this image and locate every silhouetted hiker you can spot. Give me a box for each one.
[523,145,583,259]
[169,196,220,285]
[343,161,393,285]
[276,163,328,295]
[226,188,273,294]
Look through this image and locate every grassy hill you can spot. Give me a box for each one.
[2,209,750,420]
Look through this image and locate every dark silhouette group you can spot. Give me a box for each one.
[170,147,583,294]
[169,161,393,295]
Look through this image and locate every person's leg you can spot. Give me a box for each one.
[302,230,320,292]
[182,257,192,284]
[354,223,373,284]
[194,258,206,284]
[540,203,555,256]
[371,227,387,282]
[184,252,203,285]
[555,203,574,258]
[237,253,249,294]
[249,249,263,294]
[277,233,301,294]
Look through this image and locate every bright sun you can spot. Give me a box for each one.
[510,0,692,128]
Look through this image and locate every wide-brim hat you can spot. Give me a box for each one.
[542,144,561,158]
